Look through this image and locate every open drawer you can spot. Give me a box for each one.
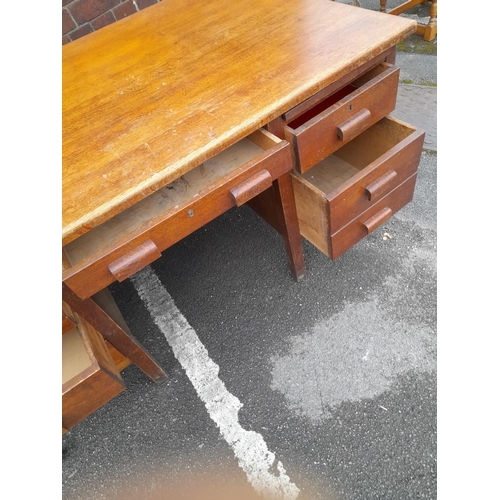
[62,129,292,300]
[284,62,400,173]
[291,116,425,260]
[62,313,125,432]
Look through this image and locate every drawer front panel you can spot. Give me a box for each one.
[63,136,292,300]
[330,174,417,259]
[62,366,125,431]
[327,122,425,233]
[284,63,400,173]
[281,48,395,123]
[62,315,125,431]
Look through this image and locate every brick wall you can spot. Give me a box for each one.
[62,0,161,44]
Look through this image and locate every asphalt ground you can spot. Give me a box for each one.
[61,7,438,499]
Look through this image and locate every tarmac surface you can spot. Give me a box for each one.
[62,4,437,499]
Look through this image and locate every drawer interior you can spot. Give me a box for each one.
[62,327,92,385]
[286,63,391,130]
[298,117,416,194]
[63,130,278,268]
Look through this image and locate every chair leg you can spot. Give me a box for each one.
[423,0,437,41]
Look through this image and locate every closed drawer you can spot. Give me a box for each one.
[291,117,424,260]
[284,63,400,173]
[62,129,292,300]
[330,174,417,259]
[62,313,125,432]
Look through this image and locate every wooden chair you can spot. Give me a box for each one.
[379,0,437,41]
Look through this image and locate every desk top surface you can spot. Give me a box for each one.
[62,0,414,245]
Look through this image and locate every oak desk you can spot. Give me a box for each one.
[62,0,418,430]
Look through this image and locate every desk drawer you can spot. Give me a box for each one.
[62,314,125,431]
[284,63,400,173]
[330,174,417,259]
[63,129,292,300]
[291,117,424,259]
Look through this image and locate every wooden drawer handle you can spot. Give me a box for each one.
[365,169,398,202]
[108,239,162,282]
[337,108,372,142]
[362,207,392,234]
[230,169,273,207]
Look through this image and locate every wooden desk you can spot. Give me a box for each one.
[62,0,418,429]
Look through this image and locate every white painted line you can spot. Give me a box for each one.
[131,266,300,500]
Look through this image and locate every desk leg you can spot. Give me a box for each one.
[62,283,168,384]
[247,172,306,282]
